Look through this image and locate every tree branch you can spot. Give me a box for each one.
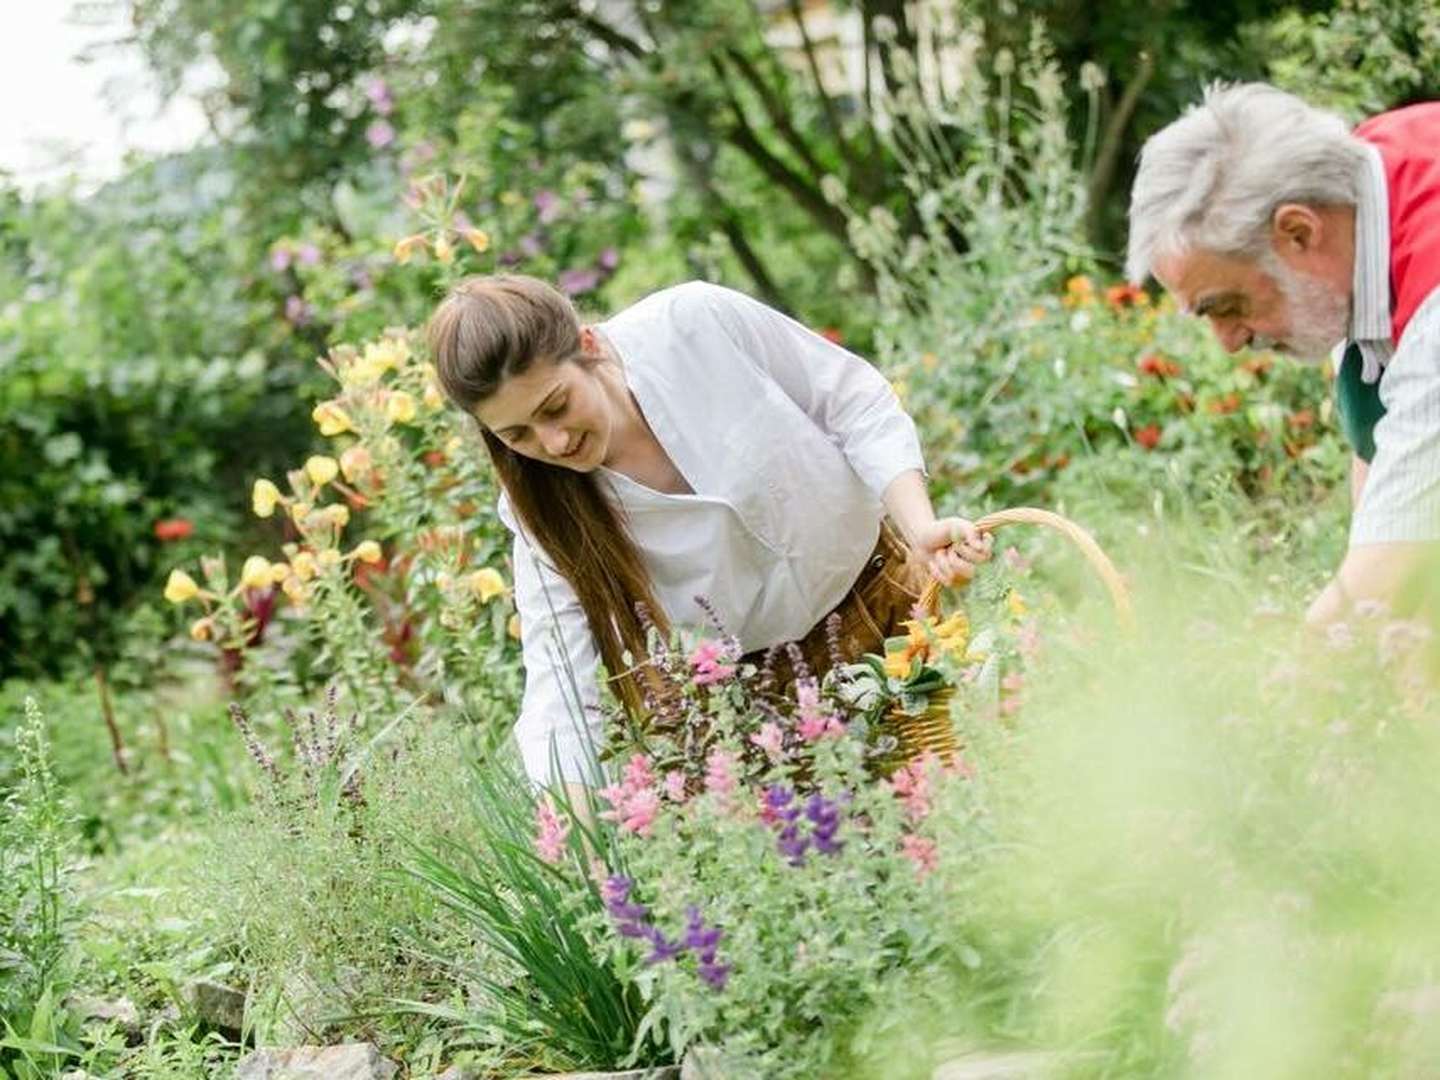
[719,46,828,181]
[1086,49,1154,242]
[785,0,863,178]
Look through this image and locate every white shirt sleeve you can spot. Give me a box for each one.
[500,496,606,785]
[1350,288,1440,545]
[695,283,926,497]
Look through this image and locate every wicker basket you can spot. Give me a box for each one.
[879,507,1132,765]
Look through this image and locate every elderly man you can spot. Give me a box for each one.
[1127,83,1440,624]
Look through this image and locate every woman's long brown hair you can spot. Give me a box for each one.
[426,274,667,717]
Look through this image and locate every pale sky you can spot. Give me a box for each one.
[0,2,208,192]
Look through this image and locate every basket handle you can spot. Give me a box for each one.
[916,507,1133,629]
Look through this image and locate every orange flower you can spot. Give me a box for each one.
[1134,424,1162,450]
[153,518,194,542]
[1105,283,1147,310]
[1206,392,1242,416]
[1137,353,1182,378]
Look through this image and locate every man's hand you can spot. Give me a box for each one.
[911,517,994,586]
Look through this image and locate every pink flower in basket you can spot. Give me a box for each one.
[689,639,737,686]
[704,748,740,798]
[795,679,843,742]
[749,721,785,761]
[599,753,662,837]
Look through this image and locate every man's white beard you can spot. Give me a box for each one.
[1256,252,1351,361]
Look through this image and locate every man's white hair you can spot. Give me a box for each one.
[1126,82,1370,284]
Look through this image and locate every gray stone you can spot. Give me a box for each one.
[542,1069,678,1080]
[69,995,141,1040]
[233,1043,399,1080]
[680,1048,742,1080]
[181,978,247,1036]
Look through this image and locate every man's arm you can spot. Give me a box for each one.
[1350,453,1369,508]
[1306,542,1430,626]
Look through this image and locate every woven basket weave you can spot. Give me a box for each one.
[880,507,1132,765]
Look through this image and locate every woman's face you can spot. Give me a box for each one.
[471,337,617,472]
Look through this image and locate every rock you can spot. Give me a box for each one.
[68,995,142,1042]
[680,1048,742,1080]
[180,978,247,1037]
[538,1069,678,1080]
[233,1043,399,1080]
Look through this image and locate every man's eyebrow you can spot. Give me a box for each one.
[1192,292,1242,318]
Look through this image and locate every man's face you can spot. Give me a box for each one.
[1153,248,1351,361]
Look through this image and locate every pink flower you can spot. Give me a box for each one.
[689,638,737,687]
[1001,672,1025,693]
[1016,619,1042,662]
[889,757,935,822]
[749,722,785,761]
[269,246,292,272]
[533,795,570,865]
[598,753,662,836]
[365,77,394,115]
[664,770,687,802]
[1002,546,1033,574]
[366,119,396,149]
[795,678,843,742]
[1000,695,1023,717]
[901,834,938,877]
[296,243,321,266]
[704,749,739,798]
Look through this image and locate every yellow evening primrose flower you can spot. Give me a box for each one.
[163,569,200,605]
[289,502,313,527]
[239,556,273,590]
[312,401,355,436]
[291,551,318,581]
[269,562,291,586]
[464,228,490,253]
[281,575,309,604]
[393,233,427,264]
[433,234,455,264]
[507,613,522,639]
[352,540,382,564]
[339,444,373,483]
[326,504,351,528]
[316,549,342,571]
[386,391,418,425]
[252,478,282,518]
[305,455,339,486]
[467,567,507,603]
[189,617,214,642]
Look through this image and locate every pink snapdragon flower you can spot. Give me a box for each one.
[888,756,935,822]
[664,770,687,802]
[901,834,939,878]
[689,639,737,686]
[533,794,570,865]
[704,748,739,798]
[749,721,785,761]
[795,678,843,742]
[599,753,662,836]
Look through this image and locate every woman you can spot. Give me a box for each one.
[427,275,991,785]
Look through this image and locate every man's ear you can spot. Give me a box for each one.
[578,325,600,356]
[1271,203,1324,255]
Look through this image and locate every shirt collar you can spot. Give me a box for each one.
[1349,142,1393,382]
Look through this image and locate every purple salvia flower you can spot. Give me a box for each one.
[824,611,846,671]
[558,267,601,296]
[644,927,686,965]
[698,959,731,990]
[777,822,809,866]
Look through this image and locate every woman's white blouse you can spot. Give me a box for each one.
[501,282,925,783]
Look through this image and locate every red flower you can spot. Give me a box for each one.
[1206,392,1242,415]
[1105,283,1147,310]
[1137,353,1182,378]
[1287,409,1315,431]
[423,450,447,468]
[153,518,194,542]
[1134,424,1161,450]
[819,327,844,345]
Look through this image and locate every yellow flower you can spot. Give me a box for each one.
[423,381,445,410]
[281,575,310,604]
[317,549,342,571]
[239,556,273,590]
[393,233,427,264]
[252,478,282,518]
[269,562,292,585]
[467,567,507,603]
[433,235,455,264]
[163,569,200,604]
[189,616,214,642]
[289,501,313,526]
[499,190,523,207]
[305,455,339,486]
[325,504,351,529]
[386,391,417,425]
[508,613,522,640]
[352,540,382,564]
[1007,589,1028,618]
[291,551,318,581]
[463,228,490,253]
[313,401,355,436]
[883,648,914,680]
[1065,274,1094,304]
[339,444,373,483]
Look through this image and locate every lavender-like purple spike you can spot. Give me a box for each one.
[229,702,281,786]
[785,642,812,687]
[824,611,846,671]
[693,594,741,659]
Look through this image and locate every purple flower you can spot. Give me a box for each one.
[269,246,292,272]
[644,926,686,965]
[598,246,620,271]
[284,295,311,325]
[533,189,561,224]
[365,77,394,116]
[682,906,723,952]
[296,243,321,266]
[365,119,396,149]
[698,958,731,990]
[777,822,810,866]
[558,267,601,297]
[518,232,544,259]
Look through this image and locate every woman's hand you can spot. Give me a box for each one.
[911,517,993,586]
